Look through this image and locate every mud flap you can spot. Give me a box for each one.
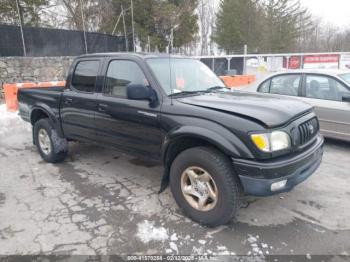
[159,167,170,194]
[51,129,68,154]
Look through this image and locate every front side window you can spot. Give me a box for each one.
[146,58,225,95]
[72,60,99,92]
[270,75,301,96]
[305,75,350,101]
[104,60,148,98]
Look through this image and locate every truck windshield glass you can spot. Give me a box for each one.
[339,73,350,84]
[147,58,225,95]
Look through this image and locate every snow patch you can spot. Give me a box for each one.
[217,245,227,251]
[0,104,30,137]
[198,239,206,245]
[246,234,270,257]
[170,233,178,241]
[136,220,168,244]
[169,242,178,253]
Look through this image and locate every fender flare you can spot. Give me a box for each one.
[161,126,253,162]
[30,103,64,138]
[158,125,253,193]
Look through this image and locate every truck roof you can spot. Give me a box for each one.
[77,52,189,60]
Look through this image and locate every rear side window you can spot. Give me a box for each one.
[270,74,301,96]
[72,60,100,92]
[305,75,350,101]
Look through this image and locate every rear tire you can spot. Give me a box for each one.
[170,146,241,227]
[33,118,68,163]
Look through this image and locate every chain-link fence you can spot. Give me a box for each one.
[200,57,244,76]
[0,24,127,57]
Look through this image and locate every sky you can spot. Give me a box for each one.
[300,0,350,27]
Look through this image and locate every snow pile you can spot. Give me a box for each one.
[136,220,169,244]
[0,104,21,136]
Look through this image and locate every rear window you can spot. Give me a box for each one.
[72,60,100,92]
[339,73,350,84]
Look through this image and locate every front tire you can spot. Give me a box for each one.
[170,146,241,227]
[33,118,68,163]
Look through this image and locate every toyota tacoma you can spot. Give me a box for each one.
[17,53,324,226]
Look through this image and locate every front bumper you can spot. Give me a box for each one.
[233,135,324,196]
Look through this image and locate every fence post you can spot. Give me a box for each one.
[15,0,26,56]
[243,44,247,74]
[121,5,129,52]
[131,0,136,52]
[79,0,88,54]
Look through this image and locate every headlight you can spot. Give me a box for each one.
[251,131,291,152]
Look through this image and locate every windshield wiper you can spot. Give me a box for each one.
[169,90,204,97]
[168,86,226,97]
[204,86,226,93]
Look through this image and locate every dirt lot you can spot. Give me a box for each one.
[0,105,349,258]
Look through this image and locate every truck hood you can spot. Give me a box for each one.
[177,91,313,128]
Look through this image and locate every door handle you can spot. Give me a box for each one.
[98,103,108,112]
[64,98,73,105]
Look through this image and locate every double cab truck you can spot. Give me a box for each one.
[18,53,324,226]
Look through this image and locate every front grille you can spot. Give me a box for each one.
[299,118,319,145]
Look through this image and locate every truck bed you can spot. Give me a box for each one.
[17,86,65,123]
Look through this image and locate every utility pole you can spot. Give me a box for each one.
[170,28,174,51]
[167,28,174,54]
[79,0,88,54]
[121,5,129,52]
[15,0,26,56]
[131,0,136,52]
[148,36,151,53]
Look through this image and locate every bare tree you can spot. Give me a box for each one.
[47,0,113,31]
[198,0,216,55]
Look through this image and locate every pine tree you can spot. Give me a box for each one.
[213,0,313,54]
[213,0,263,53]
[262,0,312,53]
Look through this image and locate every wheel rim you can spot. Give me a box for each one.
[38,129,51,155]
[180,166,218,212]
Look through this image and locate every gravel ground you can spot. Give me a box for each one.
[0,105,349,259]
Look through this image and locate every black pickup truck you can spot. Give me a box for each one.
[18,53,324,226]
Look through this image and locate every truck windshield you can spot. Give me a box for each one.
[147,58,225,96]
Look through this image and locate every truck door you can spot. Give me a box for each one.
[94,59,162,160]
[60,60,100,141]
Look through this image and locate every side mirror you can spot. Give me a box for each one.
[127,84,158,107]
[127,84,152,101]
[342,94,350,102]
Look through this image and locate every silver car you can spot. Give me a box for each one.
[256,70,350,141]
